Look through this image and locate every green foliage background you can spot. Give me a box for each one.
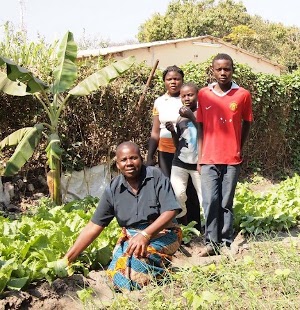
[137,0,300,71]
[1,3,300,181]
[1,58,300,178]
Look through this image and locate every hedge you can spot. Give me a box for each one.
[1,59,299,180]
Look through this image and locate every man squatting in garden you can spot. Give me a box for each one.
[197,53,253,256]
[64,141,182,291]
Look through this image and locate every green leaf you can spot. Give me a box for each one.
[7,277,29,290]
[29,234,49,249]
[0,258,17,293]
[76,288,94,303]
[180,221,201,244]
[201,290,218,303]
[0,72,28,96]
[192,295,203,309]
[95,245,111,266]
[69,56,135,96]
[275,268,291,278]
[47,258,69,277]
[0,56,48,93]
[1,124,44,176]
[51,31,77,94]
[0,127,35,149]
[0,273,10,293]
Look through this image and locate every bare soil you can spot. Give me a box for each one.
[1,225,300,310]
[0,230,250,310]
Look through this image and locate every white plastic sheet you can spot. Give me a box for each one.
[0,177,14,206]
[61,164,111,203]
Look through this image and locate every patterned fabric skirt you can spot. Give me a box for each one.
[106,223,182,291]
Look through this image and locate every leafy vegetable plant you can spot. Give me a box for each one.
[0,196,120,292]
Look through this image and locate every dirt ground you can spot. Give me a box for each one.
[1,226,300,310]
[0,177,296,309]
[0,230,250,310]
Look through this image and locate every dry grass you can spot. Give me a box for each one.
[103,231,300,310]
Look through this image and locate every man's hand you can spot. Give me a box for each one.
[126,233,149,258]
[165,121,175,132]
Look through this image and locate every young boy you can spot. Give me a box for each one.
[166,82,202,225]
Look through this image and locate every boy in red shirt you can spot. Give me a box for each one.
[197,53,253,256]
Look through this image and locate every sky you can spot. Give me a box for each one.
[1,0,300,44]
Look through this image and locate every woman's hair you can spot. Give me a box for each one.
[162,65,184,81]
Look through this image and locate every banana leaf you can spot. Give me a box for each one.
[0,127,38,149]
[0,56,48,93]
[69,56,135,96]
[1,124,44,176]
[0,72,28,96]
[51,31,77,94]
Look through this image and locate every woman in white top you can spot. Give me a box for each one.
[146,65,184,176]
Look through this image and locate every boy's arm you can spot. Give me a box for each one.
[165,121,179,148]
[241,120,251,150]
[197,122,203,173]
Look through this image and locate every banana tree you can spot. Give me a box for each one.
[0,31,135,205]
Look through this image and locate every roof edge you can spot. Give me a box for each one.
[77,35,286,70]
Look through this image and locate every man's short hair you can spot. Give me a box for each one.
[116,141,142,158]
[212,53,234,70]
[181,82,199,93]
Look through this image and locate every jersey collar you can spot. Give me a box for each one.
[209,81,239,97]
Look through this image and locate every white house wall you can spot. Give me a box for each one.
[106,40,281,76]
